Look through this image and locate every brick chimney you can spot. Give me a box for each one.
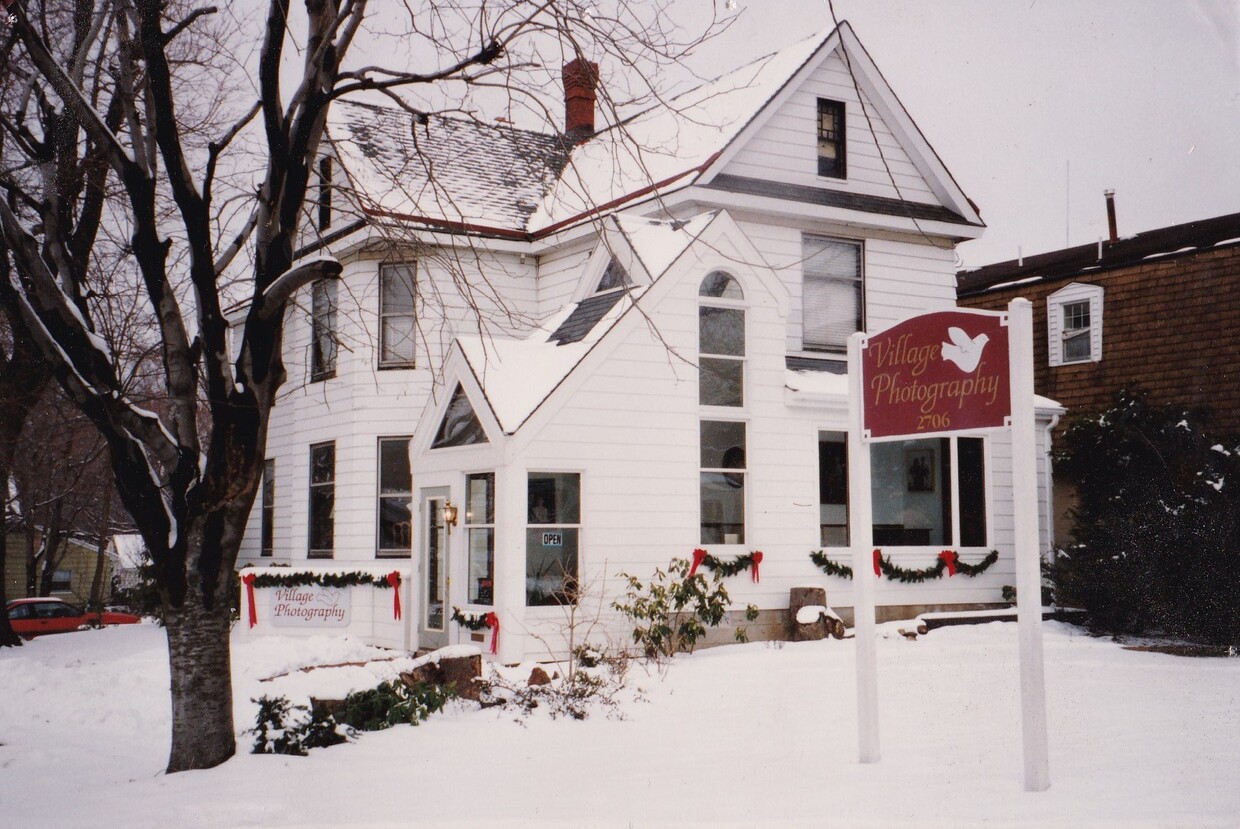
[562,57,599,141]
[1104,189,1118,243]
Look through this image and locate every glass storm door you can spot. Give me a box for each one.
[420,491,449,649]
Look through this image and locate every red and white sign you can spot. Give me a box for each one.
[861,310,1010,440]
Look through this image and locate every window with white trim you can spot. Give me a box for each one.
[1047,282,1104,366]
[466,472,495,605]
[308,442,335,558]
[526,472,580,606]
[376,437,413,557]
[699,272,745,408]
[261,459,275,557]
[802,235,862,352]
[701,420,746,544]
[310,279,337,381]
[379,263,416,368]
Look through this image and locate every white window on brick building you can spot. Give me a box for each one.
[1047,282,1104,366]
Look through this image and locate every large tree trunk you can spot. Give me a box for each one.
[164,563,235,773]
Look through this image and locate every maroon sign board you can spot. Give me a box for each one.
[861,309,1011,440]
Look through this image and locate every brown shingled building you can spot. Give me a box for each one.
[957,205,1240,543]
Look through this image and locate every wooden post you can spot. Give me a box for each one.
[848,331,880,764]
[1009,298,1051,791]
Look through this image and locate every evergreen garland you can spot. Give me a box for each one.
[451,607,490,631]
[701,552,761,578]
[809,549,999,582]
[250,570,398,589]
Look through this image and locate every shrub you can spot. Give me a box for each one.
[250,695,346,756]
[1055,389,1240,644]
[612,557,741,660]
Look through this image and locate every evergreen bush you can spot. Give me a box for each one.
[1055,389,1240,644]
[612,557,742,660]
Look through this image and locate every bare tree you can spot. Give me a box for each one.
[0,0,724,771]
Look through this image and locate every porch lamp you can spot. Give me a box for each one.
[442,501,459,532]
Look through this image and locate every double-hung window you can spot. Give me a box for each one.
[1048,282,1104,366]
[308,442,335,558]
[817,99,846,179]
[376,438,412,557]
[699,271,745,407]
[700,420,747,544]
[698,272,748,545]
[526,472,580,606]
[379,263,416,368]
[466,473,495,605]
[802,235,862,352]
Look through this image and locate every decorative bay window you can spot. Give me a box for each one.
[376,437,413,557]
[802,235,862,352]
[465,472,495,605]
[526,472,580,606]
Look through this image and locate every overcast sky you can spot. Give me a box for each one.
[684,0,1240,268]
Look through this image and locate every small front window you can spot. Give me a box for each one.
[526,473,580,606]
[817,99,846,179]
[50,571,72,593]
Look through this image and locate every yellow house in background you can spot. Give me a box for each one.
[3,532,111,606]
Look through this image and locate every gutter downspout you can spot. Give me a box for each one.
[1041,412,1061,565]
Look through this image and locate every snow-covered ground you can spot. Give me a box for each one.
[2,620,1238,828]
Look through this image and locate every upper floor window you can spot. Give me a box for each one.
[379,263,416,368]
[311,279,337,381]
[1047,282,1104,366]
[817,99,846,179]
[802,235,862,352]
[698,272,745,408]
[318,156,333,231]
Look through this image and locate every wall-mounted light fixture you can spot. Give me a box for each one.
[442,501,459,532]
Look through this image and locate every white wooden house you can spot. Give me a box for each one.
[236,22,1063,660]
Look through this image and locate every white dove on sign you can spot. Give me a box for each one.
[941,327,989,372]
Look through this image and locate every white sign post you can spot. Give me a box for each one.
[847,331,880,763]
[1008,298,1051,791]
[847,301,1049,790]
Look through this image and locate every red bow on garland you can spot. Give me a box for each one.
[386,571,402,618]
[485,612,500,655]
[242,573,258,629]
[751,552,763,583]
[937,550,958,577]
[872,549,882,577]
[689,548,708,577]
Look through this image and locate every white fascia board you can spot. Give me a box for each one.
[677,186,983,242]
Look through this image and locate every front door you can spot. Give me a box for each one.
[419,489,449,650]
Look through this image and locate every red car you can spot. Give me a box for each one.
[5,597,142,638]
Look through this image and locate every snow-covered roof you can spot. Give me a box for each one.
[457,213,718,432]
[327,24,962,239]
[329,101,569,235]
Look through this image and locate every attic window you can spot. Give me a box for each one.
[1047,282,1104,366]
[596,258,630,293]
[431,384,489,449]
[817,99,846,179]
[318,156,333,231]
